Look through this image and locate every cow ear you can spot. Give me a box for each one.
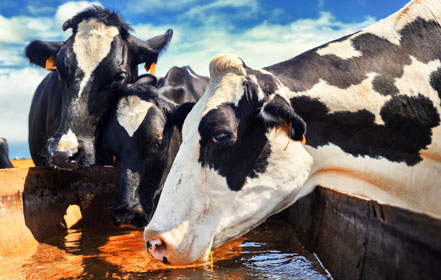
[171,102,196,130]
[25,40,63,68]
[133,74,158,86]
[128,29,173,67]
[260,95,306,141]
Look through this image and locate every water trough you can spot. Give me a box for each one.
[0,166,440,279]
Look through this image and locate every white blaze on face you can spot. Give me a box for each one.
[58,129,79,153]
[145,54,314,264]
[73,19,119,98]
[117,96,154,137]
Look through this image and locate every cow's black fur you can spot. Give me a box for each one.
[103,66,208,227]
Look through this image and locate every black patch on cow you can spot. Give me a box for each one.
[291,94,440,166]
[430,66,441,107]
[68,6,132,39]
[372,75,399,96]
[266,18,441,94]
[198,100,271,191]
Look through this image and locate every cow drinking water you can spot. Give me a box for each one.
[145,0,441,265]
[103,66,208,227]
[26,6,173,169]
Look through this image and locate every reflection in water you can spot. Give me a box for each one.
[0,221,332,279]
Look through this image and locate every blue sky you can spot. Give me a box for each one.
[0,0,409,158]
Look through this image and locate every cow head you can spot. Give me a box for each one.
[107,67,206,227]
[25,6,172,168]
[144,54,313,265]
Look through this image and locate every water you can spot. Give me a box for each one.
[0,221,332,279]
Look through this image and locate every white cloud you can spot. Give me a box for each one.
[0,15,30,44]
[0,67,48,141]
[0,45,26,66]
[186,0,258,18]
[27,5,56,16]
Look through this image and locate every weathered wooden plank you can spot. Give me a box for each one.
[287,186,441,280]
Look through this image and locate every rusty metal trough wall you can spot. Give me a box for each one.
[0,167,118,258]
[287,187,441,280]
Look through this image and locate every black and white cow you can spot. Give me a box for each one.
[26,6,172,168]
[145,0,441,265]
[0,138,13,169]
[103,66,208,227]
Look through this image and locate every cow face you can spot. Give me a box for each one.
[25,7,172,168]
[144,54,313,265]
[106,77,199,227]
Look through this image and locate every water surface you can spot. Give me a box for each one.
[1,220,332,279]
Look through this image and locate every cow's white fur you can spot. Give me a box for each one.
[317,40,363,60]
[289,73,389,125]
[304,143,441,215]
[117,96,154,137]
[58,129,79,153]
[395,57,441,105]
[73,19,119,99]
[145,0,441,265]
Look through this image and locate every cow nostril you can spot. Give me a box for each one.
[146,238,168,262]
[155,240,166,249]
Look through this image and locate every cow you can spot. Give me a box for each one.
[103,66,208,227]
[26,6,173,169]
[0,138,13,169]
[144,0,441,265]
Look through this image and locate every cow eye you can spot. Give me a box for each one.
[155,139,163,147]
[210,133,231,145]
[111,72,127,87]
